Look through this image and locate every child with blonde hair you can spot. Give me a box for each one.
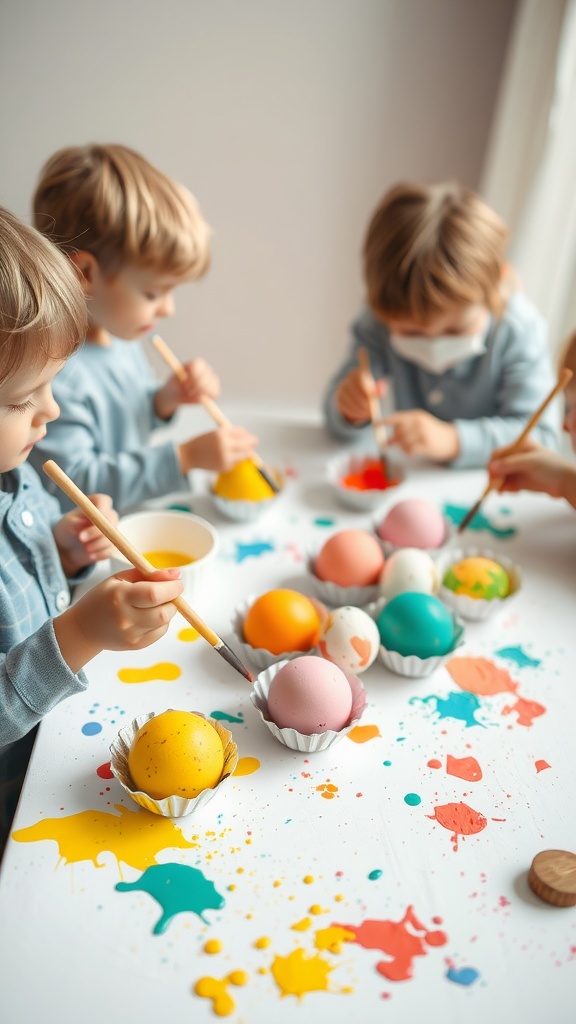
[324,182,559,467]
[488,331,576,509]
[0,207,184,852]
[30,143,257,513]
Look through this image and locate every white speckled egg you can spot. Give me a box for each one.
[318,606,380,674]
[379,547,439,599]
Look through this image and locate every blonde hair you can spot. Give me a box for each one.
[33,143,211,278]
[363,181,509,322]
[0,205,87,380]
[558,329,576,376]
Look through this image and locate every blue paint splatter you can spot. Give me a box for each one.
[368,869,383,880]
[234,540,275,562]
[411,691,486,728]
[443,502,516,539]
[81,721,102,736]
[495,645,541,668]
[210,710,244,723]
[404,793,421,806]
[116,863,224,934]
[446,966,480,986]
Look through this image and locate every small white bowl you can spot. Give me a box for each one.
[365,599,465,678]
[251,659,368,752]
[437,547,522,621]
[109,711,238,818]
[231,594,329,670]
[111,510,219,601]
[326,452,404,512]
[306,551,381,608]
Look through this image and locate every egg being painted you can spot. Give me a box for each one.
[267,655,353,734]
[377,592,455,659]
[213,459,276,501]
[379,547,439,599]
[315,529,385,587]
[442,557,510,600]
[319,606,380,674]
[243,590,321,655]
[376,498,445,549]
[128,710,224,800]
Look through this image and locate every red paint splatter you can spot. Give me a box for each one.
[446,755,483,782]
[335,905,447,981]
[96,762,114,780]
[535,760,551,773]
[341,459,399,492]
[501,697,546,727]
[428,802,488,851]
[427,759,442,769]
[446,657,518,696]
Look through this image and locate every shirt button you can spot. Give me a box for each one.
[56,590,70,611]
[428,389,444,406]
[21,509,34,527]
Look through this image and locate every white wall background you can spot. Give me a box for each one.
[0,0,516,409]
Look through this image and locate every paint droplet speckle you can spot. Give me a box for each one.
[204,938,222,954]
[404,793,422,806]
[81,721,102,736]
[368,869,383,880]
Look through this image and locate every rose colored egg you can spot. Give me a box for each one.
[267,655,353,734]
[319,606,380,674]
[379,547,439,599]
[315,529,385,587]
[376,498,445,549]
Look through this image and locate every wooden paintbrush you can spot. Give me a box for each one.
[457,368,573,534]
[151,334,280,494]
[42,460,253,683]
[357,346,391,478]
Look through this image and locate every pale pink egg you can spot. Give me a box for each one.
[376,498,445,549]
[315,529,384,587]
[267,655,353,734]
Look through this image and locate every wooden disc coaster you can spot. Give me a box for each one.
[528,849,576,907]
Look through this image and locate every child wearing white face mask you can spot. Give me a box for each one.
[323,182,559,467]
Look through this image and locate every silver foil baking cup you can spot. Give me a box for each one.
[231,593,328,670]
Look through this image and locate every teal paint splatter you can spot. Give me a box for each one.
[167,503,193,513]
[383,760,392,767]
[446,966,480,986]
[116,863,224,935]
[411,691,486,728]
[368,869,383,880]
[314,517,336,527]
[495,645,541,668]
[234,540,275,562]
[404,793,422,806]
[210,710,244,723]
[443,502,517,539]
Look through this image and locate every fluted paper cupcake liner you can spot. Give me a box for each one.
[230,593,328,670]
[437,546,522,621]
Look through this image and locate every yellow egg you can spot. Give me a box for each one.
[213,459,276,501]
[443,556,510,600]
[128,710,224,800]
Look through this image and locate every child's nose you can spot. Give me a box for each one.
[34,388,60,425]
[156,293,175,318]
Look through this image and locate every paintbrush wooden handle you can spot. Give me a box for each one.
[357,347,388,450]
[151,333,188,382]
[508,367,572,454]
[42,460,221,647]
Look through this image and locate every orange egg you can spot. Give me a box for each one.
[128,710,224,800]
[243,589,321,655]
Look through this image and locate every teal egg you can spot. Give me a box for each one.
[377,592,454,659]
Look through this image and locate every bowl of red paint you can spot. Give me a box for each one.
[327,452,403,511]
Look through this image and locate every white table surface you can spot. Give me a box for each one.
[1,403,575,1024]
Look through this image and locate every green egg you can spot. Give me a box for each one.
[377,592,455,659]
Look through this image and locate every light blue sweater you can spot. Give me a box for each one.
[323,293,559,468]
[30,338,190,514]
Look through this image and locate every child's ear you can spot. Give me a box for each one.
[69,250,100,294]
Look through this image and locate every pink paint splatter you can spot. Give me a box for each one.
[501,697,546,727]
[446,657,518,696]
[446,755,483,782]
[427,758,442,769]
[335,905,447,982]
[428,802,488,851]
[535,759,551,773]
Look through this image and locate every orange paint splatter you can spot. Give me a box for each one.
[117,662,181,684]
[446,656,518,696]
[233,757,261,777]
[428,802,488,851]
[350,635,373,667]
[316,782,338,799]
[427,758,442,769]
[535,759,551,773]
[501,697,546,727]
[446,755,482,782]
[347,724,381,744]
[336,906,447,982]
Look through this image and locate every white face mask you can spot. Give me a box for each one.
[389,330,487,374]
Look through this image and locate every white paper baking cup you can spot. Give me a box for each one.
[326,452,404,512]
[109,710,238,817]
[307,551,381,608]
[437,546,522,621]
[250,659,368,751]
[374,516,454,559]
[231,594,329,670]
[210,471,284,522]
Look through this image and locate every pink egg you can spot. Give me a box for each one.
[267,655,353,734]
[376,498,445,549]
[315,529,384,587]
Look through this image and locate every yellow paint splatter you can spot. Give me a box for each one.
[117,662,181,684]
[204,939,223,954]
[255,936,271,949]
[178,627,200,642]
[309,904,329,916]
[271,948,335,998]
[257,967,268,975]
[12,805,197,877]
[292,917,312,931]
[273,879,282,888]
[346,723,381,743]
[233,756,261,776]
[303,875,314,884]
[314,926,355,954]
[194,971,248,1017]
[334,894,344,902]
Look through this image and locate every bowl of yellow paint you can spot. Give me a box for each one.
[111,510,219,600]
